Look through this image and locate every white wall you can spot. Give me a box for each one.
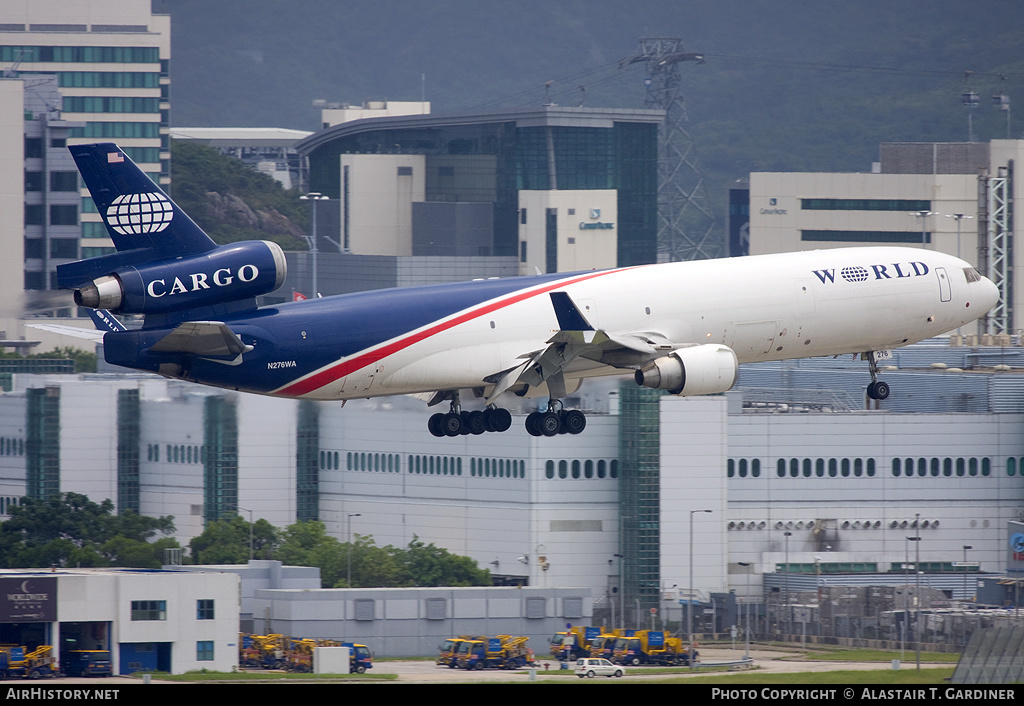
[659,396,729,606]
[518,190,618,275]
[340,154,425,256]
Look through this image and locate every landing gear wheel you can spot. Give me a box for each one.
[525,412,543,437]
[428,413,447,437]
[867,380,890,400]
[560,409,587,435]
[441,412,463,436]
[539,411,561,436]
[484,407,512,433]
[466,410,487,435]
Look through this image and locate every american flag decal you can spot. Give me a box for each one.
[107,152,124,163]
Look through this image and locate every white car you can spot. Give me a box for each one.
[575,658,625,678]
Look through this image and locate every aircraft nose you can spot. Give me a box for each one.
[978,276,1000,313]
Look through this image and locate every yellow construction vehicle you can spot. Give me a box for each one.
[239,633,286,669]
[550,626,602,661]
[453,635,532,670]
[437,635,485,668]
[612,630,694,666]
[587,629,624,660]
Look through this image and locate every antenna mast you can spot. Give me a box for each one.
[622,38,719,261]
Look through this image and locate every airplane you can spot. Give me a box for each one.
[51,143,999,438]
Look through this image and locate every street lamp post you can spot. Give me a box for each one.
[737,562,751,658]
[944,213,974,260]
[300,193,329,299]
[689,509,712,669]
[962,545,973,602]
[911,210,933,248]
[908,513,922,671]
[347,513,361,587]
[783,530,792,637]
[238,506,254,561]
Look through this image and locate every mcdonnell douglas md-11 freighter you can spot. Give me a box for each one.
[50,143,998,438]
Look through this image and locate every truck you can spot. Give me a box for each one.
[587,630,624,660]
[437,636,485,668]
[343,642,373,674]
[239,633,286,669]
[454,635,532,670]
[1,645,60,679]
[612,630,695,666]
[550,626,602,661]
[241,634,371,674]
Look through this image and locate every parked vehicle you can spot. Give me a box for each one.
[575,658,625,678]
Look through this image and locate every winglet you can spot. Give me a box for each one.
[549,292,594,331]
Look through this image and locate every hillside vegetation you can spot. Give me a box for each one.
[169,139,308,249]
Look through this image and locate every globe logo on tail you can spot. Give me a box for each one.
[106,192,173,235]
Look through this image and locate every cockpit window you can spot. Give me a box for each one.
[964,267,981,283]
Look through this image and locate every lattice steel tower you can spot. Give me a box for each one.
[622,38,719,261]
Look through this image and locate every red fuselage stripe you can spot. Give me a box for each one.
[274,269,623,397]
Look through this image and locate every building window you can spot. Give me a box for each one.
[49,172,79,192]
[196,641,214,661]
[131,600,166,621]
[197,599,214,620]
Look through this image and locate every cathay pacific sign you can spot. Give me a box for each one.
[580,208,614,230]
[760,198,787,215]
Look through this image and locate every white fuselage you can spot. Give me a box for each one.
[282,247,997,401]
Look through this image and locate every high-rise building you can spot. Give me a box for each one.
[0,0,169,321]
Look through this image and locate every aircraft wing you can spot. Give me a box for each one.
[149,321,253,365]
[485,292,682,402]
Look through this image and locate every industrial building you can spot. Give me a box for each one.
[0,567,239,675]
[738,139,1024,337]
[284,105,664,300]
[0,0,169,349]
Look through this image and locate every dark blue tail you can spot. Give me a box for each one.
[58,143,217,289]
[57,142,287,326]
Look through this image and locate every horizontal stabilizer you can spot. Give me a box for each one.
[150,321,253,359]
[24,322,106,343]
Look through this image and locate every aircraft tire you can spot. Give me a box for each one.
[561,409,587,435]
[485,408,512,433]
[428,413,447,437]
[867,380,891,400]
[441,412,463,436]
[525,412,543,436]
[466,410,488,435]
[539,411,561,436]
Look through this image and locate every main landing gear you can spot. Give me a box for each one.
[428,404,513,437]
[426,400,589,437]
[865,351,891,401]
[525,402,587,437]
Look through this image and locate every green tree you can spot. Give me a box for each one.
[0,493,176,569]
[189,516,279,564]
[396,535,491,587]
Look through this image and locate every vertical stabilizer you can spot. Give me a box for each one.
[69,143,216,258]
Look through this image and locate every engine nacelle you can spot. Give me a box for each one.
[73,240,287,315]
[634,344,739,396]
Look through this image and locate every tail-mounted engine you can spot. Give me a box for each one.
[634,344,739,396]
[72,240,287,315]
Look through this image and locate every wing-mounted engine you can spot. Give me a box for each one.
[69,240,287,316]
[634,344,739,396]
